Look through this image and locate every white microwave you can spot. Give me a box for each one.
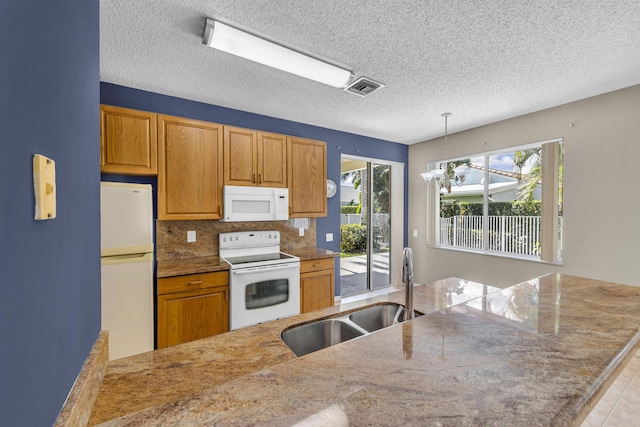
[222,185,289,222]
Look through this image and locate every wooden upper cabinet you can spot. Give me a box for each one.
[287,136,327,217]
[223,126,287,187]
[257,132,287,187]
[223,126,257,186]
[100,105,157,175]
[157,115,224,220]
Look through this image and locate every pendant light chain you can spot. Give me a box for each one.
[442,112,451,160]
[422,112,468,188]
[443,113,449,160]
[441,112,452,192]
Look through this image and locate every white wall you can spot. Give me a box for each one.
[408,85,640,288]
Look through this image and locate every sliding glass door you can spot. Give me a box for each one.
[340,156,392,296]
[370,163,391,290]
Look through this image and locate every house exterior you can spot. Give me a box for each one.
[442,165,541,203]
[340,183,361,207]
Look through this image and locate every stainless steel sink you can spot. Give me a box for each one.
[281,303,422,357]
[281,319,365,357]
[348,303,405,333]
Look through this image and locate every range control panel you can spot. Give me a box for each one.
[219,230,280,250]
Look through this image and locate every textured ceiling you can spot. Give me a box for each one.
[100,0,640,144]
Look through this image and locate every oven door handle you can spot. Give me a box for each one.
[231,263,299,275]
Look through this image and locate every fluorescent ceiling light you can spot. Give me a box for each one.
[202,18,353,88]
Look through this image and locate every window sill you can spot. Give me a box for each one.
[428,244,563,266]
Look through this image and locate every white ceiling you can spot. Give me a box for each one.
[100,0,640,145]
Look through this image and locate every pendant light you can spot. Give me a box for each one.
[421,113,452,193]
[421,113,470,189]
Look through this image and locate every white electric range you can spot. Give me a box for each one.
[219,231,300,330]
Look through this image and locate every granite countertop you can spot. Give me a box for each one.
[285,247,339,261]
[156,255,229,278]
[156,248,337,278]
[89,274,640,426]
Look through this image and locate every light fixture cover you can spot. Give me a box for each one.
[431,169,445,180]
[202,18,353,88]
[454,164,470,179]
[421,172,433,183]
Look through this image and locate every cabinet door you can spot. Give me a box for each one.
[300,269,335,314]
[158,115,223,220]
[223,126,257,186]
[100,105,157,175]
[157,286,229,348]
[257,132,287,188]
[287,137,327,217]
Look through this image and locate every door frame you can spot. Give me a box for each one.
[340,154,405,291]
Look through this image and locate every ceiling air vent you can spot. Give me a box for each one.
[344,76,385,97]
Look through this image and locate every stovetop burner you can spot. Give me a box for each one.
[223,252,297,267]
[219,230,300,269]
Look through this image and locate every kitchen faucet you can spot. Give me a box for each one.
[402,247,414,322]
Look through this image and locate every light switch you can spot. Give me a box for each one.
[326,233,333,242]
[33,154,56,220]
[298,227,304,237]
[187,230,196,243]
[413,229,418,237]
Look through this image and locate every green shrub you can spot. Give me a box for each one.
[441,201,541,218]
[340,224,367,253]
[340,205,359,214]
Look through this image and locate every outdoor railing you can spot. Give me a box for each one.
[439,215,562,257]
[341,213,389,227]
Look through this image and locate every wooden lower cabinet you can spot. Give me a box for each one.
[300,258,335,314]
[157,271,229,348]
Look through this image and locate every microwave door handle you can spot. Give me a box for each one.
[231,263,299,275]
[273,188,277,219]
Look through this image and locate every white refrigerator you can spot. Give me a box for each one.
[100,182,154,360]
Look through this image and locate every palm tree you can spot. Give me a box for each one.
[514,145,563,206]
[513,148,542,202]
[340,165,390,215]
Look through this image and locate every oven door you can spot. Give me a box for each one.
[230,262,300,330]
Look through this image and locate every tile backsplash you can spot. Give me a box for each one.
[156,219,316,261]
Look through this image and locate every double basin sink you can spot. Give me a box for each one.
[281,303,421,357]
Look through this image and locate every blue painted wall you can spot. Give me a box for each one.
[101,83,408,294]
[0,0,100,425]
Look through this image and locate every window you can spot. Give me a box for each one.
[425,139,563,263]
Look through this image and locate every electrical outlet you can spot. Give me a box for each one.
[326,233,333,242]
[299,227,304,236]
[187,230,196,243]
[413,229,418,237]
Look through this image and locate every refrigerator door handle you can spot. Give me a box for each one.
[101,252,153,265]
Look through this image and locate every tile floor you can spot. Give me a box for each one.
[582,349,640,426]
